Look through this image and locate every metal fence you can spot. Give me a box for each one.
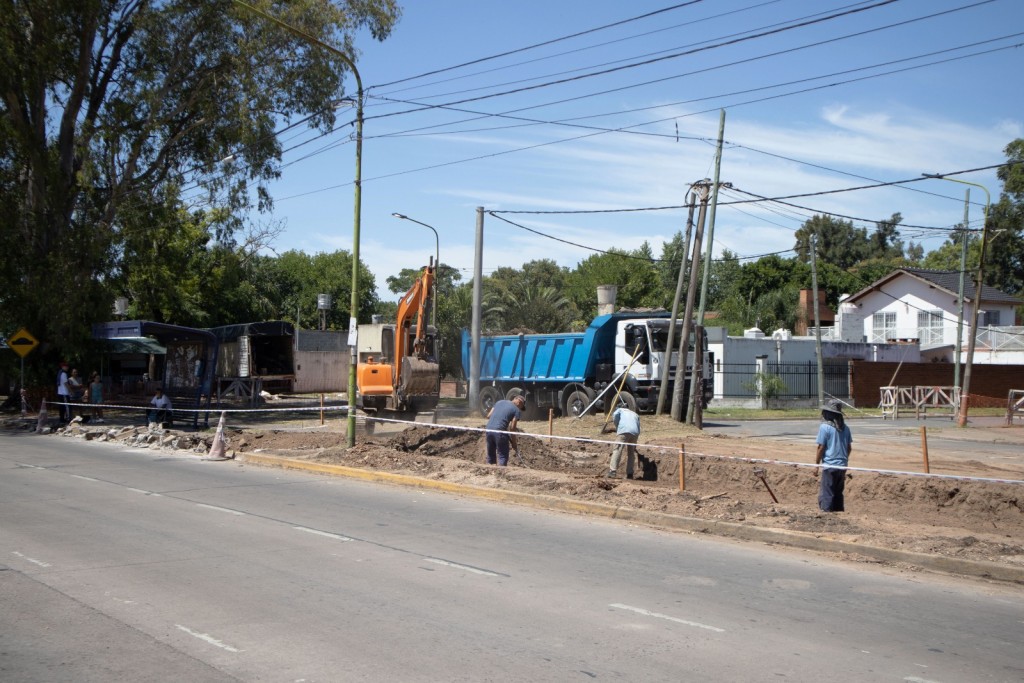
[717,360,850,399]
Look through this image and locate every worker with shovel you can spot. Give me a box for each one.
[484,394,526,467]
[815,398,853,512]
[604,405,640,479]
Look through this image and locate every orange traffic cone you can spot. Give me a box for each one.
[206,411,229,460]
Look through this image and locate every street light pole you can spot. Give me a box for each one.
[392,213,439,329]
[232,0,365,446]
[923,174,991,427]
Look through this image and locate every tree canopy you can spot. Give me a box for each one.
[0,0,400,357]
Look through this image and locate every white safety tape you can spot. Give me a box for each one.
[47,402,1024,485]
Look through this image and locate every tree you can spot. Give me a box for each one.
[794,215,870,269]
[566,250,662,319]
[986,139,1024,296]
[0,0,400,357]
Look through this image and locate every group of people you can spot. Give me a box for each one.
[482,392,854,513]
[55,361,105,423]
[55,360,174,426]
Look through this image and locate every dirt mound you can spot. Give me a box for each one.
[224,420,1024,573]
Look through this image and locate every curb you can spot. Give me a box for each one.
[239,452,1024,585]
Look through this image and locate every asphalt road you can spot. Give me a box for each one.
[2,433,1022,682]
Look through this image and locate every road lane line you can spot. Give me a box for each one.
[425,557,506,577]
[195,503,244,516]
[292,526,353,542]
[609,603,724,632]
[11,551,51,568]
[175,624,242,653]
[70,474,98,482]
[126,487,162,496]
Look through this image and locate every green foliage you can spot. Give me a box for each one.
[565,249,662,319]
[0,0,399,358]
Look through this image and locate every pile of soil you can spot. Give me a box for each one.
[232,414,1024,575]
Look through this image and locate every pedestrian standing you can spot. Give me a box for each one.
[56,361,71,422]
[815,399,853,512]
[605,405,640,479]
[484,394,525,466]
[89,372,105,423]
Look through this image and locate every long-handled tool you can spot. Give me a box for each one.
[601,344,643,430]
[753,467,779,503]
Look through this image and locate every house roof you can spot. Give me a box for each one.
[844,268,1021,306]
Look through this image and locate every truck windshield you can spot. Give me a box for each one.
[649,322,696,353]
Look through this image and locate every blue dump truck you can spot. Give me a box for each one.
[462,312,712,418]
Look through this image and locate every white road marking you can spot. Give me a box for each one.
[609,603,725,633]
[15,463,45,469]
[425,557,503,577]
[70,474,98,482]
[904,677,943,683]
[175,624,242,653]
[292,526,353,542]
[195,503,244,516]
[126,487,161,496]
[11,551,51,568]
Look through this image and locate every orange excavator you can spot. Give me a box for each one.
[356,263,440,421]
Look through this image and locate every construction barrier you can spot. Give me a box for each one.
[879,385,959,420]
[1008,390,1024,426]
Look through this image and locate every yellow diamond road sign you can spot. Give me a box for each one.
[9,328,39,358]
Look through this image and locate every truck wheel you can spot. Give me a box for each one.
[563,390,592,418]
[611,391,637,413]
[479,386,501,414]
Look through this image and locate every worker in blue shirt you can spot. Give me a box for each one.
[815,398,853,511]
[605,406,640,479]
[484,394,525,466]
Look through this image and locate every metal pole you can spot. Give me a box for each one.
[392,213,440,330]
[923,175,990,427]
[810,233,824,407]
[954,189,969,390]
[230,1,366,447]
[469,207,484,415]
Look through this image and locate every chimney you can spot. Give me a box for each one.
[596,285,617,316]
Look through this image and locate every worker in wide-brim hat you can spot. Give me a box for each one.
[815,399,853,512]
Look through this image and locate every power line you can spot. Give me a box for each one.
[372,1,705,89]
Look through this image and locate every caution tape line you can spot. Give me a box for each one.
[365,414,1024,486]
[44,402,1024,485]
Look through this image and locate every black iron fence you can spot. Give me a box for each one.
[717,360,850,399]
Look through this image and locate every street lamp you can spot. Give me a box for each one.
[233,0,364,447]
[923,174,991,427]
[392,213,439,329]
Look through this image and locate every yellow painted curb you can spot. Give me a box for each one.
[239,452,1024,585]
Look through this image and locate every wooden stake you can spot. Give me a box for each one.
[679,444,686,492]
[920,425,930,473]
[548,408,554,442]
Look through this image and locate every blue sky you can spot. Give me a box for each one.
[248,0,1023,299]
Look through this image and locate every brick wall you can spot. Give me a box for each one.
[850,361,1024,408]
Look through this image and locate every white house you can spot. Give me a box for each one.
[835,268,1021,363]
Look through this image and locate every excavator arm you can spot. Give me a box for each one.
[358,262,439,413]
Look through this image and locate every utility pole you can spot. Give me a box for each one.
[469,207,484,415]
[954,189,970,390]
[690,109,727,425]
[810,233,824,407]
[656,187,697,415]
[672,182,710,422]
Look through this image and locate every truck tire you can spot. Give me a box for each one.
[479,386,501,414]
[611,390,637,413]
[563,388,594,418]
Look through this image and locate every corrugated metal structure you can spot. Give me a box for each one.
[293,329,349,393]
